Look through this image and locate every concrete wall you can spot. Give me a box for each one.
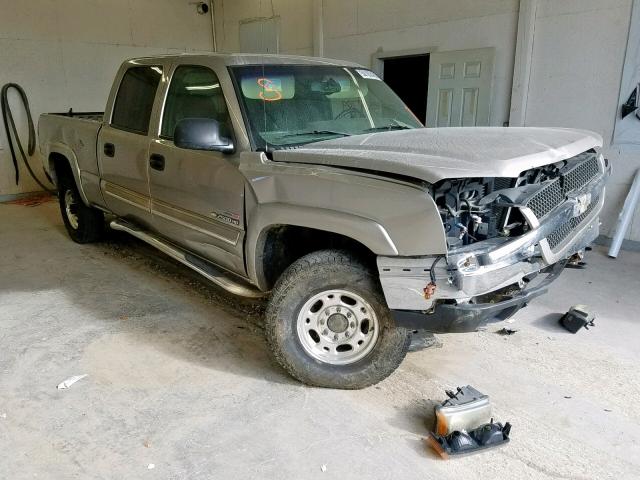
[0,0,214,197]
[520,0,639,239]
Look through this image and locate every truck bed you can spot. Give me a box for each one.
[38,112,105,183]
[47,111,104,122]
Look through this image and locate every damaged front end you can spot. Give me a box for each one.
[379,151,610,333]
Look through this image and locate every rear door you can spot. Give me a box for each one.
[148,63,246,275]
[98,63,165,227]
[426,48,495,127]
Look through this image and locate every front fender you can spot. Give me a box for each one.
[241,153,448,288]
[245,202,400,289]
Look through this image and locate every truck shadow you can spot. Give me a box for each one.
[530,312,567,333]
[1,201,299,387]
[94,228,300,386]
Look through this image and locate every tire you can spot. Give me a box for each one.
[58,170,104,243]
[265,249,410,389]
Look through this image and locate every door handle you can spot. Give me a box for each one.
[103,143,115,157]
[149,153,165,171]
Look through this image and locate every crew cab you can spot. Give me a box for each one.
[38,54,609,389]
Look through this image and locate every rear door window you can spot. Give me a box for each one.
[111,66,163,134]
[161,65,231,139]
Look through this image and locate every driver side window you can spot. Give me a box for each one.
[161,65,231,139]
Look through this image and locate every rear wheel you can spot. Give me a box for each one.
[58,171,104,243]
[265,250,410,389]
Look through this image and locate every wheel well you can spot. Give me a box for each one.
[257,225,377,290]
[49,152,73,187]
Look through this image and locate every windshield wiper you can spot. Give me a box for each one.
[364,124,412,132]
[277,130,351,139]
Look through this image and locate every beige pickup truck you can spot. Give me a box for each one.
[38,53,609,389]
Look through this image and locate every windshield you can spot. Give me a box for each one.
[230,65,423,150]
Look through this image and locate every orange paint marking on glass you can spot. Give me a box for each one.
[257,77,283,101]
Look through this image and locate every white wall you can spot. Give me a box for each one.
[0,0,214,197]
[214,0,314,55]
[520,0,639,240]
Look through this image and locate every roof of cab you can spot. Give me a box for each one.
[123,52,364,68]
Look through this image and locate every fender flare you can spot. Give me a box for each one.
[44,142,90,206]
[245,202,399,290]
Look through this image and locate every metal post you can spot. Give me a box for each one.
[609,169,640,257]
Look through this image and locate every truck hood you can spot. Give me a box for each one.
[272,127,603,183]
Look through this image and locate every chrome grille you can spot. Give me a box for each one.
[546,195,599,249]
[564,156,600,193]
[525,155,600,219]
[526,179,563,219]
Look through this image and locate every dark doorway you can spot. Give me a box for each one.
[382,54,430,125]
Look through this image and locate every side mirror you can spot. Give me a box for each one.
[174,118,234,153]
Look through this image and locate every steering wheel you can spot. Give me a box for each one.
[334,106,365,120]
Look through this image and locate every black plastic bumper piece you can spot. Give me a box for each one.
[428,421,511,459]
[391,261,566,333]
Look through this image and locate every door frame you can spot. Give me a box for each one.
[370,46,438,79]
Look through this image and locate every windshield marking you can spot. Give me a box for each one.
[257,78,283,101]
[343,68,375,128]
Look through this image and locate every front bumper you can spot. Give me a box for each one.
[378,161,609,333]
[391,261,565,333]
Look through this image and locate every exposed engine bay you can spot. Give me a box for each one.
[433,176,521,248]
[432,152,600,249]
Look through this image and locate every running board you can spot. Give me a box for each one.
[110,219,265,298]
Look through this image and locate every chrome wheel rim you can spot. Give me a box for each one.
[64,189,79,230]
[296,289,380,365]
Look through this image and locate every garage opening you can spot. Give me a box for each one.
[382,54,430,125]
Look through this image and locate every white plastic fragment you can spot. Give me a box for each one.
[320,464,327,472]
[56,374,88,390]
[0,413,6,419]
[148,464,155,470]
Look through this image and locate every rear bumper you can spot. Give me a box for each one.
[391,261,565,333]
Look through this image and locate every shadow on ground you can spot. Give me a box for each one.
[1,202,301,385]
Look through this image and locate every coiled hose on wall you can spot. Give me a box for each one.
[1,83,56,194]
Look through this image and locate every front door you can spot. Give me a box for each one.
[98,64,164,227]
[148,64,246,275]
[426,48,495,127]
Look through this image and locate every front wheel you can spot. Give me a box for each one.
[265,250,410,389]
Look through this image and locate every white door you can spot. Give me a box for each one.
[426,48,495,127]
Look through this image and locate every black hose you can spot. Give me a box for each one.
[430,255,445,284]
[1,83,56,193]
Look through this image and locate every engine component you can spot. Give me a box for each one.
[433,177,526,246]
[432,156,595,248]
